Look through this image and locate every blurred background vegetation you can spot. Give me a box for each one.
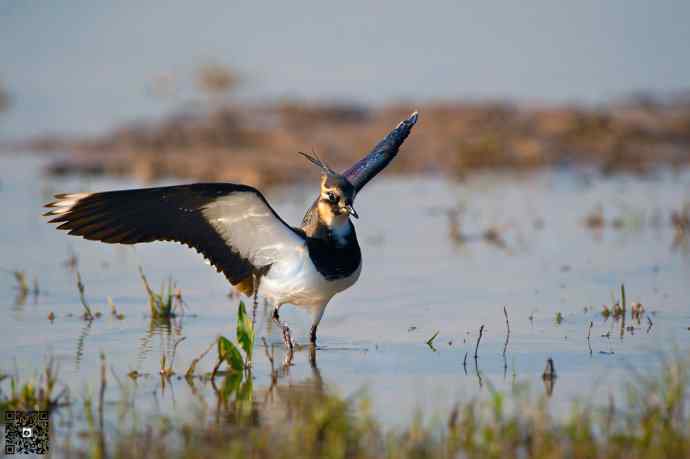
[1,1,689,186]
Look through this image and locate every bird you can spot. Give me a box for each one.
[44,111,418,351]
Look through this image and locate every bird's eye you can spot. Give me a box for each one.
[327,192,338,203]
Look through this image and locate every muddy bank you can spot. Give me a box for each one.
[24,98,690,187]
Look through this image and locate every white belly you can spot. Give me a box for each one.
[259,242,361,308]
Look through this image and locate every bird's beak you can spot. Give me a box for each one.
[346,204,359,219]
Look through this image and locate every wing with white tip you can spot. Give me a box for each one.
[44,183,305,287]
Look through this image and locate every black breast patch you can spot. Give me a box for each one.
[306,224,361,280]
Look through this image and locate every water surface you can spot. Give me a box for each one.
[1,154,689,429]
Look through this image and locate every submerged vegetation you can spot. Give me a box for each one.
[76,271,97,320]
[1,253,688,457]
[0,358,67,416]
[2,269,39,306]
[2,351,687,459]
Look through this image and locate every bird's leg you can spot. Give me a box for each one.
[309,304,327,347]
[251,275,259,328]
[272,307,294,353]
[308,341,317,367]
[309,324,318,345]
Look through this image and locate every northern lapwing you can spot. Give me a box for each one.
[44,111,418,351]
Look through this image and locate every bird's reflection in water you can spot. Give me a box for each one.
[255,343,325,424]
[207,341,326,426]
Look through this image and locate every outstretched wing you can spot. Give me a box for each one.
[44,183,305,287]
[342,111,418,192]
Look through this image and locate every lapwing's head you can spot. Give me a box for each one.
[299,151,358,225]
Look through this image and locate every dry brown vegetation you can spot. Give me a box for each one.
[26,96,690,187]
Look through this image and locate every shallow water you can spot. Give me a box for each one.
[1,153,690,431]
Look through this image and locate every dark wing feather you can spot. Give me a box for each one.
[44,183,305,286]
[342,111,418,192]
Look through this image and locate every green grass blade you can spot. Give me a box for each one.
[218,336,244,371]
[236,301,254,362]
